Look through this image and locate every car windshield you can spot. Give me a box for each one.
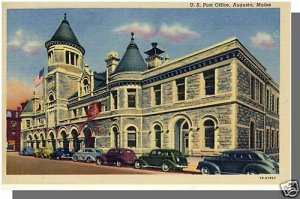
[95,150,101,153]
[173,150,183,156]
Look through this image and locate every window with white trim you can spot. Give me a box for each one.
[176,78,185,101]
[127,127,137,148]
[153,85,161,106]
[250,75,255,100]
[204,69,215,95]
[127,89,136,108]
[111,90,118,110]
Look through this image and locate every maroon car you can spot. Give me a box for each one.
[95,148,137,167]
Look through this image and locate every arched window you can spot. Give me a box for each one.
[154,125,162,148]
[127,126,137,148]
[112,126,119,148]
[250,122,255,149]
[48,93,55,102]
[204,120,215,149]
[83,78,90,95]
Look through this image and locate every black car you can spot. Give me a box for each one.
[51,148,73,160]
[134,149,188,172]
[197,150,279,175]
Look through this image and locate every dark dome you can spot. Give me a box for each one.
[45,14,85,54]
[114,33,147,74]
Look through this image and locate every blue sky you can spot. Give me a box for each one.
[6,8,280,109]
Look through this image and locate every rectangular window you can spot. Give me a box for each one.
[271,130,274,148]
[127,89,136,108]
[26,120,30,128]
[127,133,136,148]
[70,52,75,65]
[204,69,215,95]
[111,90,118,110]
[259,82,263,104]
[271,94,275,111]
[84,106,88,115]
[256,131,263,149]
[176,78,185,101]
[66,51,69,64]
[250,75,255,100]
[153,85,161,106]
[266,129,270,148]
[276,97,279,114]
[266,90,270,109]
[73,109,77,117]
[276,131,279,148]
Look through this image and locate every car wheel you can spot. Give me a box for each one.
[96,159,103,165]
[200,166,211,175]
[116,160,122,167]
[73,156,78,162]
[246,169,259,175]
[134,161,141,169]
[162,163,170,172]
[86,157,91,163]
[56,156,61,160]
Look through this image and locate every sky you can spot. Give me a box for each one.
[6,8,280,109]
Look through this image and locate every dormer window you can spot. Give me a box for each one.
[82,78,90,95]
[48,93,55,102]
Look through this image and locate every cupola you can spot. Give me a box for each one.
[145,42,165,69]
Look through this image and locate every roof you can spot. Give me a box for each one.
[114,33,147,74]
[22,100,34,113]
[46,14,85,54]
[222,150,263,154]
[145,42,164,56]
[93,71,106,90]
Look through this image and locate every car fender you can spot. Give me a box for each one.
[100,155,107,162]
[197,161,221,173]
[242,163,275,174]
[162,159,178,169]
[136,158,148,167]
[86,155,96,162]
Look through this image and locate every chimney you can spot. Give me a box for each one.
[105,51,120,78]
[144,42,165,69]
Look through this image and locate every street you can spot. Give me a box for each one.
[6,152,198,175]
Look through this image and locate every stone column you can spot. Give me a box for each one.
[69,138,74,151]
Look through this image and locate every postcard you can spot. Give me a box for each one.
[2,2,291,188]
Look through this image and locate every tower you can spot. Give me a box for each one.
[44,14,85,127]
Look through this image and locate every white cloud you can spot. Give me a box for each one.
[22,41,43,54]
[8,29,43,55]
[158,23,199,42]
[251,32,276,49]
[113,22,156,38]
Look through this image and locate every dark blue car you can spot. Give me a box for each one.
[51,148,73,160]
[19,147,34,156]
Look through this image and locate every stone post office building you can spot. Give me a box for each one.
[20,15,279,158]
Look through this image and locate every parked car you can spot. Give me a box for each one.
[96,148,137,167]
[197,150,279,175]
[50,148,74,160]
[33,147,53,158]
[72,148,102,163]
[19,147,34,156]
[134,149,188,172]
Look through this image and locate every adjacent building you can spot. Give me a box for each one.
[7,108,22,152]
[20,15,279,159]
